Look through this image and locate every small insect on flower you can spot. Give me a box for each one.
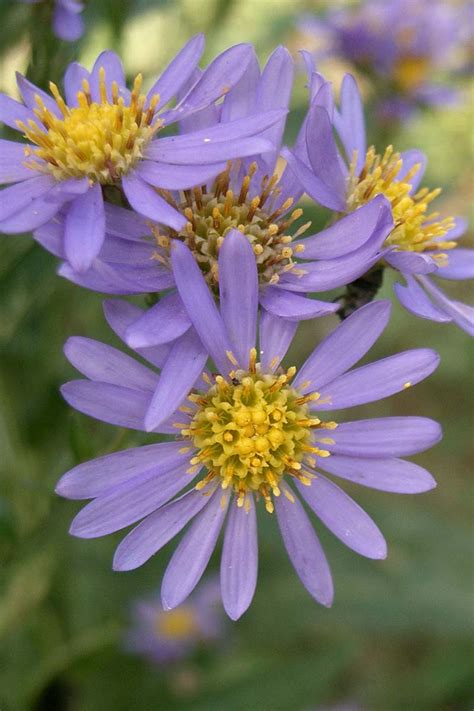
[283,65,474,333]
[56,230,441,620]
[124,577,225,665]
[0,37,283,271]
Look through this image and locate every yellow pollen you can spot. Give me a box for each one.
[155,606,199,640]
[347,145,456,258]
[392,55,431,93]
[182,366,334,512]
[18,69,163,184]
[149,161,311,291]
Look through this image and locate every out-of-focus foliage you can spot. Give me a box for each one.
[0,1,472,709]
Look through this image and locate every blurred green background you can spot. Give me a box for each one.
[0,1,473,709]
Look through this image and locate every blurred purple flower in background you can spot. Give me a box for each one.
[284,65,474,333]
[56,231,441,620]
[20,0,85,42]
[298,0,471,120]
[0,37,281,271]
[124,577,225,665]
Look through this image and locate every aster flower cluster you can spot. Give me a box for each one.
[298,0,472,121]
[0,33,472,621]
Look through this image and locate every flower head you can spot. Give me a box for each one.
[0,38,281,271]
[56,230,441,620]
[124,577,224,665]
[284,67,474,334]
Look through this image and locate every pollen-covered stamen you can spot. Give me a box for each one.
[18,69,163,184]
[347,145,456,255]
[149,161,310,291]
[181,361,336,513]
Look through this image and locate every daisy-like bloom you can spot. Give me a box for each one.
[36,48,394,343]
[20,0,84,42]
[283,68,474,334]
[298,0,469,120]
[124,577,224,665]
[0,37,282,271]
[56,230,441,620]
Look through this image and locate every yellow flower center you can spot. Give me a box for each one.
[18,69,162,184]
[179,354,337,513]
[155,606,199,640]
[150,162,308,291]
[347,145,456,261]
[392,54,431,92]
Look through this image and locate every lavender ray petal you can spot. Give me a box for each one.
[221,496,258,620]
[16,73,61,117]
[296,476,387,559]
[306,105,346,199]
[0,139,36,183]
[135,160,226,190]
[294,300,391,392]
[259,308,298,371]
[63,62,89,105]
[0,92,34,130]
[161,487,229,610]
[122,172,186,230]
[53,4,84,41]
[281,146,346,211]
[146,34,205,109]
[333,74,366,172]
[275,487,334,606]
[89,51,126,102]
[419,275,474,335]
[0,175,56,221]
[113,488,209,571]
[125,291,190,348]
[64,184,105,272]
[103,203,150,241]
[434,249,474,280]
[318,455,436,494]
[260,287,339,321]
[393,275,452,323]
[61,380,150,431]
[385,250,437,275]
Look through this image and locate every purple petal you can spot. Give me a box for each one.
[103,203,149,241]
[146,34,205,109]
[221,497,258,620]
[53,4,84,41]
[385,250,437,275]
[163,43,253,123]
[125,291,190,348]
[443,217,467,241]
[219,50,260,122]
[219,229,258,368]
[316,349,440,410]
[113,488,209,572]
[16,73,62,117]
[58,261,139,295]
[0,92,34,130]
[435,249,474,281]
[63,62,89,105]
[306,105,346,199]
[294,300,391,392]
[61,380,150,431]
[333,74,366,173]
[322,417,442,458]
[135,160,226,190]
[144,330,207,432]
[0,139,35,183]
[297,476,387,559]
[103,299,171,369]
[64,337,158,391]
[296,195,392,259]
[122,172,186,230]
[281,146,346,212]
[56,441,190,499]
[275,487,333,606]
[260,287,339,321]
[171,240,233,375]
[89,51,126,102]
[161,487,229,610]
[393,275,451,323]
[259,309,297,371]
[419,275,474,335]
[69,462,192,538]
[318,455,436,494]
[64,184,105,272]
[146,111,283,164]
[0,175,55,222]
[34,219,64,257]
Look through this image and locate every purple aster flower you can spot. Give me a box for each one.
[298,0,469,119]
[35,49,394,338]
[283,67,474,334]
[56,230,441,620]
[124,577,224,665]
[0,38,283,271]
[20,0,84,42]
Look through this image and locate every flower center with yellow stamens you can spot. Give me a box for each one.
[347,145,456,261]
[180,354,336,513]
[155,606,200,639]
[18,69,162,184]
[150,162,309,291]
[392,55,431,92]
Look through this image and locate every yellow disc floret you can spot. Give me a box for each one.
[155,606,200,640]
[347,145,456,261]
[18,69,162,184]
[180,359,335,513]
[150,162,309,291]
